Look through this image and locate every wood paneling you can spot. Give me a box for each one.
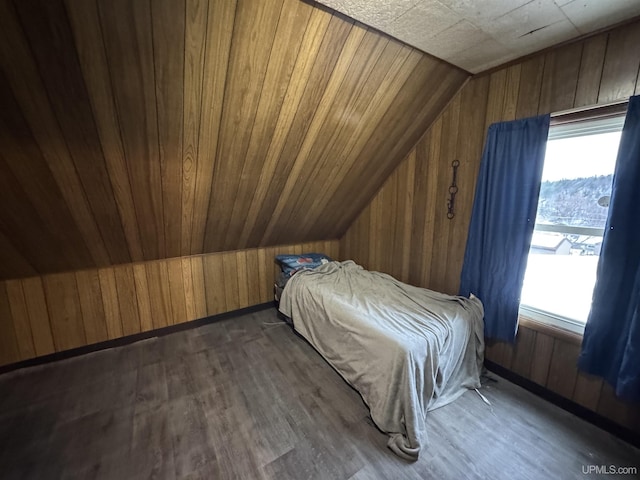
[341,19,640,296]
[598,22,640,104]
[114,265,142,336]
[340,20,640,434]
[5,280,36,360]
[14,0,130,266]
[0,241,339,368]
[0,0,110,269]
[0,284,20,365]
[75,269,109,345]
[98,268,123,340]
[42,273,86,351]
[0,0,466,281]
[484,323,640,435]
[21,278,55,356]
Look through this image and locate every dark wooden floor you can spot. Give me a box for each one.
[0,308,638,480]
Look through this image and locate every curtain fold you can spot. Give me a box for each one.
[579,95,640,401]
[459,115,550,342]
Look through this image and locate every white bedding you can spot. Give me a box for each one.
[278,260,484,460]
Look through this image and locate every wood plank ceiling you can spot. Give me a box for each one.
[0,0,468,280]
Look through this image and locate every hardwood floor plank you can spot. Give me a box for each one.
[0,309,638,480]
[132,403,175,479]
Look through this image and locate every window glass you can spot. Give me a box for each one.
[520,116,623,327]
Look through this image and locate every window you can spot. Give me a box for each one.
[519,113,625,334]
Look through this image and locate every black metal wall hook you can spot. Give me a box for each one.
[447,160,459,219]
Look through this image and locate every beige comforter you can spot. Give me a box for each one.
[278,261,484,460]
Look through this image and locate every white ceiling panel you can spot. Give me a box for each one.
[482,0,569,39]
[561,0,640,33]
[504,17,578,52]
[387,0,461,43]
[316,0,640,73]
[440,0,532,24]
[411,19,491,57]
[324,0,421,28]
[447,37,514,73]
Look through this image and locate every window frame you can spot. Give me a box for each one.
[518,104,627,335]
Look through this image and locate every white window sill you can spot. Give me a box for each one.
[518,305,586,336]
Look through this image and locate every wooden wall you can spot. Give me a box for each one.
[0,240,339,368]
[487,321,640,434]
[341,20,640,432]
[0,0,467,281]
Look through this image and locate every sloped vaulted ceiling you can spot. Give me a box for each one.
[0,0,467,280]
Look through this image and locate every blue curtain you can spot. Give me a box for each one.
[579,95,640,402]
[459,115,550,342]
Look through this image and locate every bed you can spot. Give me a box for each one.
[277,259,485,460]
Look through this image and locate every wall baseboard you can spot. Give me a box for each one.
[0,302,275,376]
[485,360,640,449]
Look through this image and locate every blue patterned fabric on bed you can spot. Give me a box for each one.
[275,253,332,277]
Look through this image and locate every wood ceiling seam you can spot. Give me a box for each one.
[237,9,342,248]
[295,37,407,240]
[281,29,391,241]
[194,0,238,254]
[234,2,318,249]
[71,0,146,261]
[204,0,287,251]
[221,0,292,251]
[298,44,416,239]
[246,14,354,247]
[15,0,130,266]
[181,0,210,257]
[0,0,110,269]
[260,23,369,244]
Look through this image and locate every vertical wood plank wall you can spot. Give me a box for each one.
[0,240,339,369]
[341,20,640,433]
